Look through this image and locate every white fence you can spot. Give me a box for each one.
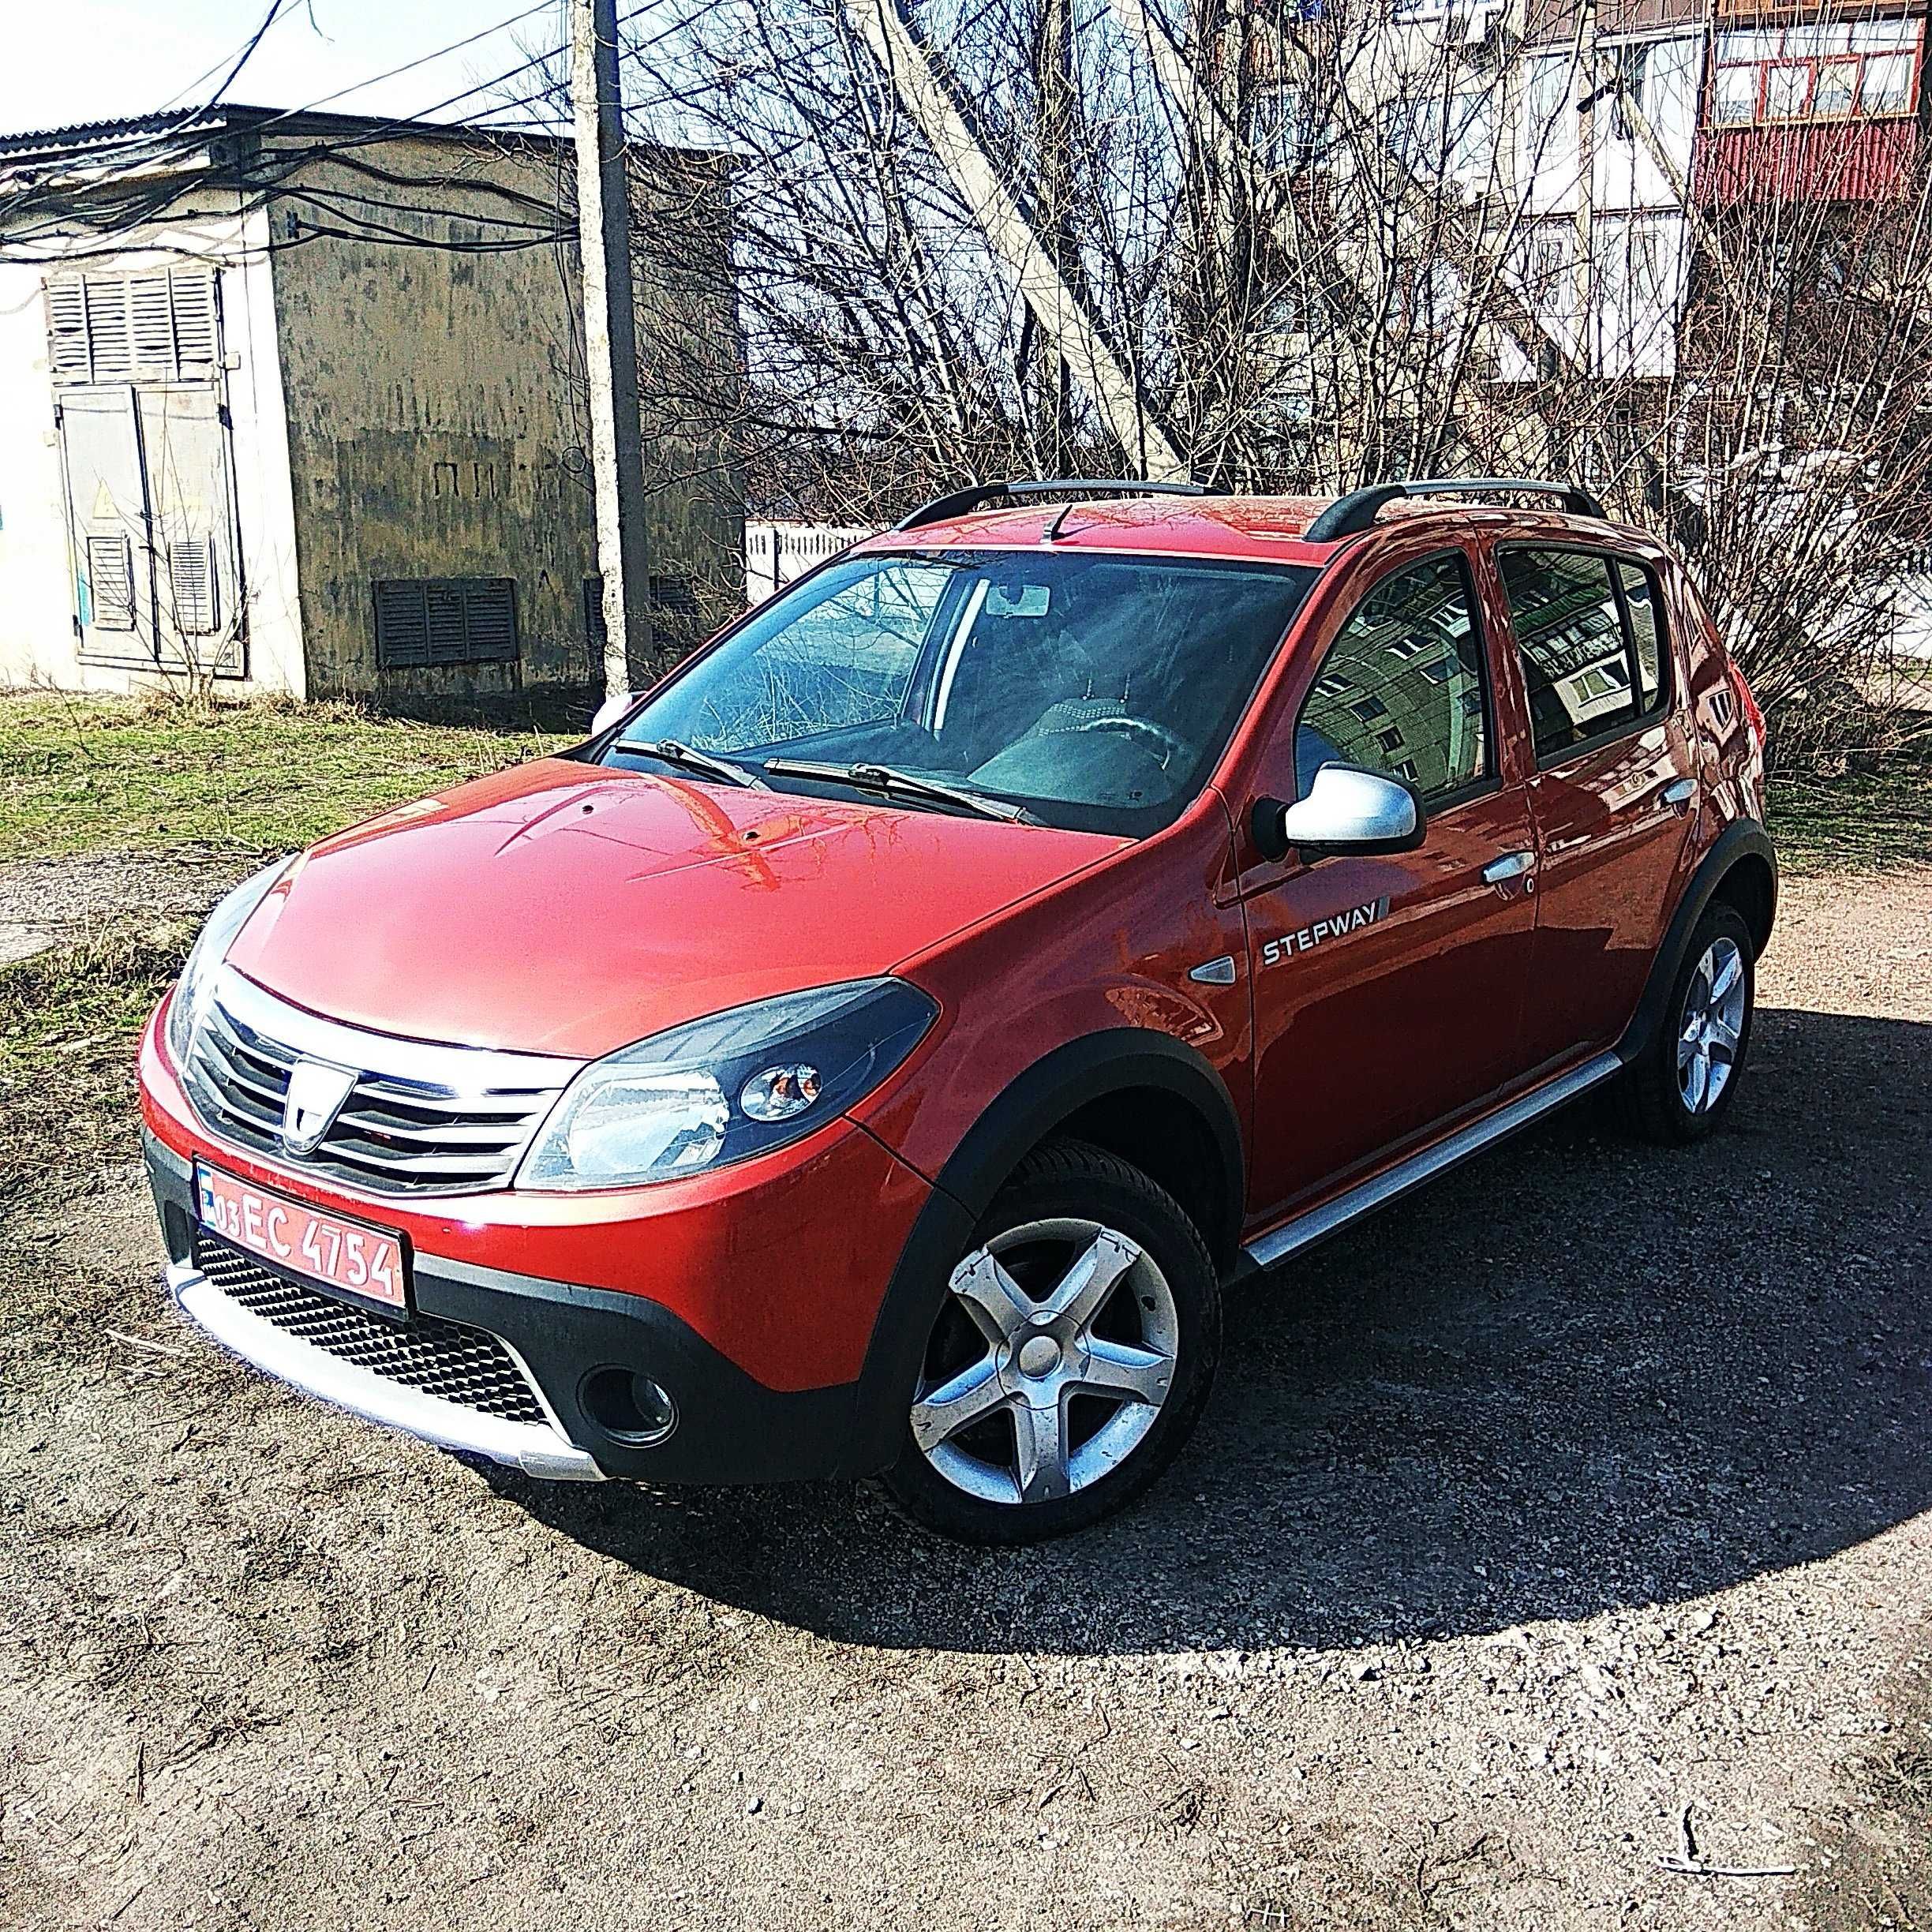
[745,522,878,604]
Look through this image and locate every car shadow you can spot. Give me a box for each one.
[490,1004,1932,1657]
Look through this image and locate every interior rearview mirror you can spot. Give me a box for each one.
[1251,763,1425,864]
[590,691,635,737]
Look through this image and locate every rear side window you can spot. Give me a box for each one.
[1499,549,1666,761]
[1618,560,1664,710]
[1296,552,1490,803]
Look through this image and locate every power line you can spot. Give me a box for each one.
[0,0,728,264]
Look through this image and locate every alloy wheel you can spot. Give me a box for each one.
[909,1217,1181,1507]
[1678,934,1747,1115]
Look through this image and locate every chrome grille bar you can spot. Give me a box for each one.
[179,967,580,1196]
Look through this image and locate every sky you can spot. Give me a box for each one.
[0,0,565,137]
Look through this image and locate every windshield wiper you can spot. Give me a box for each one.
[624,739,769,789]
[762,758,1031,823]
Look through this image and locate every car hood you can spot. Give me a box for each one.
[226,758,1119,1059]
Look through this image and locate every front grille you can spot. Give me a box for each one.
[182,969,577,1196]
[193,1234,547,1425]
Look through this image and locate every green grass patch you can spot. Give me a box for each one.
[1769,736,1932,874]
[0,692,571,862]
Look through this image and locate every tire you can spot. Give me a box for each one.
[1617,901,1756,1144]
[879,1138,1221,1545]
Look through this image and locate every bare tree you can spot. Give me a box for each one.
[600,0,1932,768]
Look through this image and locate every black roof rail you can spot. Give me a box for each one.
[893,477,1211,533]
[1304,477,1608,544]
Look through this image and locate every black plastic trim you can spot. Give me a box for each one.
[893,477,1211,532]
[1619,819,1779,1065]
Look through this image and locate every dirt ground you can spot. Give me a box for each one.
[2,861,1929,1932]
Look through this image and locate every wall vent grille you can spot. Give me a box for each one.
[373,578,520,669]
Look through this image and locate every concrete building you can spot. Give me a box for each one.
[0,107,741,706]
[1510,0,1707,380]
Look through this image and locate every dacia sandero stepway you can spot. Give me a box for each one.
[140,477,1776,1542]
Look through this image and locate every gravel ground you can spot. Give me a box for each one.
[2,863,1928,1932]
[0,850,251,964]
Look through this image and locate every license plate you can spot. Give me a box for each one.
[196,1165,410,1313]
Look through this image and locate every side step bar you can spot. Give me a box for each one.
[1241,1050,1623,1273]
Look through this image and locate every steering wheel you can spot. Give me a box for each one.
[1072,714,1188,771]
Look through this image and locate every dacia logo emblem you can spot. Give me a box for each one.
[281,1058,358,1157]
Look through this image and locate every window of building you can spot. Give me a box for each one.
[373,578,520,670]
[1295,552,1490,802]
[1610,42,1650,140]
[1524,53,1573,153]
[1709,19,1923,125]
[1499,549,1668,760]
[1387,84,1499,186]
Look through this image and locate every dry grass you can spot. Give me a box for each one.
[0,920,191,1219]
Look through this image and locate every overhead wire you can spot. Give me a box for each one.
[0,0,744,266]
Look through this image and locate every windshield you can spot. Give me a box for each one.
[599,549,1318,835]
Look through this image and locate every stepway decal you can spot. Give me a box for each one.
[1260,896,1391,967]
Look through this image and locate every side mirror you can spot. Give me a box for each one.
[1251,763,1425,864]
[590,691,635,737]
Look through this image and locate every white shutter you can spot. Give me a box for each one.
[44,268,220,384]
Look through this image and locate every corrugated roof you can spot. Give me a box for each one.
[0,103,560,163]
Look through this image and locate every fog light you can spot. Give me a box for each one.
[581,1366,678,1445]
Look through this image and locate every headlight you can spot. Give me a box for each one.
[164,859,293,1069]
[517,977,938,1191]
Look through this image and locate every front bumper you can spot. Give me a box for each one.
[146,1133,871,1485]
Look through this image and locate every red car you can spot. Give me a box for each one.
[140,477,1775,1543]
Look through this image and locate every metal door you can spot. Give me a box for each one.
[50,267,245,678]
[137,386,244,673]
[57,386,155,662]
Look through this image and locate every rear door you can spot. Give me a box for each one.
[1237,541,1541,1226]
[1489,542,1697,1069]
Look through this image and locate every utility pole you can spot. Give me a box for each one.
[1574,0,1599,378]
[1033,0,1076,470]
[845,0,1189,479]
[571,0,653,695]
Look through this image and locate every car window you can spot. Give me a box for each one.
[1295,552,1489,803]
[608,549,1318,838]
[638,559,948,750]
[1500,549,1653,760]
[1618,560,1665,710]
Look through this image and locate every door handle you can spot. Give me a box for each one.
[1660,777,1697,813]
[1482,851,1536,886]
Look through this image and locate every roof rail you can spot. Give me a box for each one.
[893,477,1210,533]
[1304,477,1608,544]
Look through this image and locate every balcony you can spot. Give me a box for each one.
[1697,11,1926,200]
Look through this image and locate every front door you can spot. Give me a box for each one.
[1240,547,1541,1228]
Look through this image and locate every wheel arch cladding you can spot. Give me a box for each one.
[1712,851,1776,958]
[1623,819,1777,1065]
[844,1028,1245,1476]
[929,1028,1245,1267]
